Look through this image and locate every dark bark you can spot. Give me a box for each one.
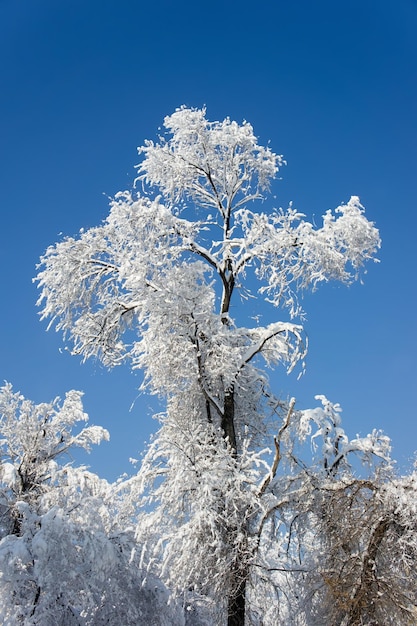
[227,576,247,626]
[221,389,237,456]
[220,273,235,318]
[30,585,41,617]
[221,389,248,625]
[220,262,247,625]
[220,257,235,319]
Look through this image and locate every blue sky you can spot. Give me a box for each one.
[1,0,416,480]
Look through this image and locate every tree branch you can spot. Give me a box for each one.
[258,398,296,496]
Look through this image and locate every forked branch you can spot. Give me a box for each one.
[258,398,296,496]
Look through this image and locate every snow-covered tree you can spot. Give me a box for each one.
[0,382,108,538]
[0,384,184,626]
[35,107,387,625]
[250,395,417,625]
[309,470,417,626]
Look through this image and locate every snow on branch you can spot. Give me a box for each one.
[137,106,283,212]
[0,384,109,503]
[300,395,391,475]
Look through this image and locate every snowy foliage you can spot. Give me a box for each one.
[0,382,108,530]
[0,384,184,626]
[32,107,417,625]
[300,394,392,475]
[36,108,380,370]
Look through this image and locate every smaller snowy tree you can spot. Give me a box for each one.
[310,469,417,626]
[0,382,108,537]
[258,396,417,626]
[0,384,184,626]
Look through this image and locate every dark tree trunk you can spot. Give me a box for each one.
[227,576,247,626]
[221,388,248,625]
[221,389,237,455]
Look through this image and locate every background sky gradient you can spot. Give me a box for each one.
[1,0,416,480]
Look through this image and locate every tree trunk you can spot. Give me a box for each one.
[221,389,248,625]
[221,389,237,455]
[227,576,246,626]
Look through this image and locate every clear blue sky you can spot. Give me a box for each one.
[1,0,416,480]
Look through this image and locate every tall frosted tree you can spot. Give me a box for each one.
[36,107,384,625]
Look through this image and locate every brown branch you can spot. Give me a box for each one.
[258,398,296,496]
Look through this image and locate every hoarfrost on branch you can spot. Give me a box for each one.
[31,108,417,625]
